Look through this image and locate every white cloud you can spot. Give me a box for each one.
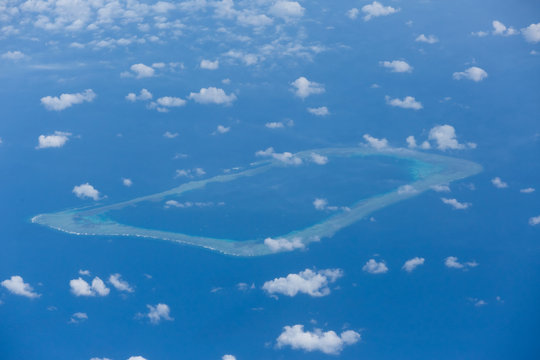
[362,1,399,21]
[291,77,325,99]
[406,135,430,149]
[415,34,438,44]
[385,95,422,110]
[255,147,302,165]
[215,125,230,134]
[522,22,540,43]
[402,257,425,272]
[224,50,259,66]
[310,153,328,165]
[163,131,179,138]
[453,66,488,82]
[471,31,489,37]
[492,20,518,36]
[266,121,284,129]
[347,8,359,20]
[441,198,471,210]
[156,96,187,107]
[431,184,450,192]
[222,355,236,360]
[276,325,360,355]
[428,125,472,150]
[380,60,412,73]
[1,276,40,298]
[362,259,388,274]
[129,63,155,78]
[529,215,540,226]
[269,1,305,19]
[307,106,329,116]
[69,312,88,324]
[109,274,133,292]
[70,276,109,297]
[73,183,101,201]
[126,89,152,102]
[520,187,535,194]
[398,185,417,195]
[79,269,90,276]
[264,237,305,252]
[491,177,508,189]
[200,59,219,70]
[444,256,478,269]
[175,168,206,178]
[2,50,25,60]
[145,303,173,324]
[188,87,237,105]
[313,198,328,210]
[36,131,72,149]
[122,178,133,187]
[263,268,343,297]
[363,134,388,149]
[41,89,96,111]
[127,356,148,360]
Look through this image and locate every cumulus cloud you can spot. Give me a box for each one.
[529,215,540,226]
[109,274,133,292]
[188,87,236,105]
[310,153,328,165]
[363,134,388,149]
[405,135,431,150]
[431,184,451,192]
[69,312,88,324]
[290,77,325,99]
[415,34,438,44]
[255,147,302,165]
[269,1,305,19]
[307,106,329,116]
[520,187,535,194]
[175,168,206,178]
[385,95,422,110]
[265,119,294,129]
[41,89,96,111]
[313,198,328,210]
[70,276,110,296]
[491,177,508,189]
[73,183,102,201]
[264,237,305,252]
[492,20,518,36]
[143,303,173,324]
[1,276,40,298]
[444,256,478,269]
[362,259,388,274]
[263,268,343,297]
[127,356,148,360]
[428,125,474,150]
[362,1,399,21]
[453,67,488,82]
[156,96,187,108]
[122,178,133,187]
[380,60,413,73]
[441,198,471,210]
[522,23,540,43]
[215,125,230,134]
[36,131,71,149]
[222,355,236,360]
[402,257,425,272]
[128,63,155,78]
[200,59,219,70]
[276,325,360,355]
[126,89,152,102]
[2,50,25,60]
[163,131,179,138]
[347,8,359,20]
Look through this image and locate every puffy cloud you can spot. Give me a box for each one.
[520,187,535,194]
[347,8,359,20]
[127,356,148,360]
[79,269,90,276]
[522,22,540,43]
[276,325,360,355]
[491,177,508,189]
[70,276,110,296]
[73,183,102,201]
[492,20,518,36]
[402,257,425,272]
[41,89,96,111]
[1,275,40,298]
[126,89,152,102]
[313,198,328,210]
[405,135,430,149]
[428,125,473,150]
[163,131,179,138]
[385,95,422,110]
[156,96,187,107]
[431,184,451,192]
[222,355,236,360]
[188,87,237,105]
[290,77,325,99]
[265,119,293,128]
[215,125,230,134]
[237,12,273,27]
[175,168,206,178]
[2,50,25,60]
[129,63,155,78]
[269,1,305,19]
[200,59,219,70]
[363,134,388,150]
[453,66,488,82]
[362,259,388,274]
[307,106,329,116]
[144,303,173,324]
[380,60,412,73]
[444,256,478,269]
[361,1,399,21]
[224,50,259,66]
[109,274,133,292]
[69,312,88,324]
[263,269,343,297]
[415,34,438,44]
[529,215,540,226]
[36,131,71,149]
[310,153,328,165]
[122,178,133,187]
[264,237,305,252]
[255,147,302,165]
[441,198,471,210]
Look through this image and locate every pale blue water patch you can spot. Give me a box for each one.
[32,147,482,256]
